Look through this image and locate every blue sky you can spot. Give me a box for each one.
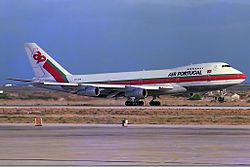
[1,0,250,83]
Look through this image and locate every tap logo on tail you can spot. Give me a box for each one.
[32,50,69,83]
[33,51,46,64]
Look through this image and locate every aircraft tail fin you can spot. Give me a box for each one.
[24,43,71,82]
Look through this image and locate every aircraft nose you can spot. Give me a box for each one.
[234,67,247,82]
[238,72,247,84]
[242,73,247,81]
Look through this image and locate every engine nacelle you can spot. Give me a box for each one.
[77,86,100,97]
[189,92,194,97]
[125,87,148,99]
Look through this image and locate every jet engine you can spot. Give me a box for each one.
[77,86,100,97]
[125,87,148,98]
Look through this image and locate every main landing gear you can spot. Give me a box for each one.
[125,97,162,106]
[149,96,161,106]
[125,98,144,106]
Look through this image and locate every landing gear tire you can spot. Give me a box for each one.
[138,101,144,106]
[125,100,144,106]
[217,96,225,102]
[149,101,161,106]
[125,101,132,106]
[215,89,226,103]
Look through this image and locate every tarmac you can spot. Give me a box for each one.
[1,105,250,110]
[0,124,250,166]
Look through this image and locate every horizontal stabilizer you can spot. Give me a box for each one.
[43,82,79,87]
[6,78,34,82]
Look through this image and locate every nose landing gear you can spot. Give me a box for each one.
[217,96,225,102]
[215,89,226,102]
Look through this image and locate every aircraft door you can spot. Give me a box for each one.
[207,70,211,81]
[207,65,216,82]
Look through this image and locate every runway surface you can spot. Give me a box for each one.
[0,124,250,166]
[1,105,250,110]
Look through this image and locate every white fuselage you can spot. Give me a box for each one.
[65,62,246,93]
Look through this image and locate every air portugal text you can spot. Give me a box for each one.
[168,70,202,77]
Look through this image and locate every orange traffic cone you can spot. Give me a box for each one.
[34,117,42,126]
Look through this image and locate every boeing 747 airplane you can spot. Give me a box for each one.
[9,43,247,106]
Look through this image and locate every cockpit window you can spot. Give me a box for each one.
[222,65,231,68]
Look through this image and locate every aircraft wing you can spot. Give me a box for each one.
[42,81,174,91]
[7,79,178,91]
[8,79,185,97]
[81,83,173,90]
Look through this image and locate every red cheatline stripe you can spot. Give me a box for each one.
[43,60,68,83]
[96,74,246,85]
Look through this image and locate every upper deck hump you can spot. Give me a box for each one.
[69,62,229,83]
